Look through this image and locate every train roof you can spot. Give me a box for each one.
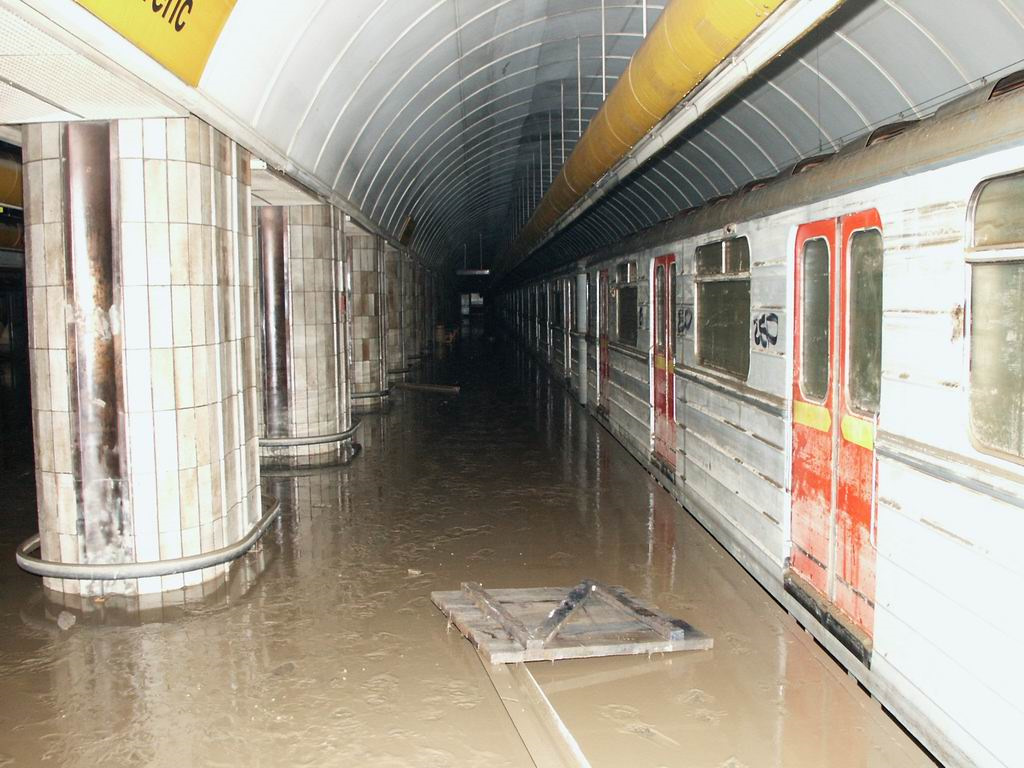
[560,69,1024,271]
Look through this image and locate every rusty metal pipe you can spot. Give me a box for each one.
[259,206,290,438]
[64,122,126,565]
[17,497,282,581]
[393,382,461,395]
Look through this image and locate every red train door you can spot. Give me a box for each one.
[598,269,610,412]
[790,211,882,641]
[653,254,676,468]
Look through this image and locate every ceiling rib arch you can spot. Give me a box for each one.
[197,0,1024,278]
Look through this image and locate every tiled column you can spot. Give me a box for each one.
[401,254,420,367]
[256,204,354,469]
[424,270,436,348]
[347,224,388,411]
[384,244,407,380]
[23,117,261,597]
[411,262,429,361]
[427,270,444,347]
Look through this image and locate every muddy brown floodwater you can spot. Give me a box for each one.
[0,334,936,767]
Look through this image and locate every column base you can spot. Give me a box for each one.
[259,425,362,470]
[351,389,392,413]
[16,496,281,597]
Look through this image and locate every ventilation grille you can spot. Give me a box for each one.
[0,6,183,123]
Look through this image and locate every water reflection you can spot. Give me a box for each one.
[0,333,932,767]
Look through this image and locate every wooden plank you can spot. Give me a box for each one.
[591,584,686,641]
[533,580,596,648]
[433,584,713,664]
[461,582,534,649]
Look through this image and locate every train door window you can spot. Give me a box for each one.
[552,285,564,328]
[696,236,750,379]
[588,273,597,336]
[969,171,1024,459]
[800,237,831,402]
[655,265,666,350]
[566,279,574,330]
[847,230,884,414]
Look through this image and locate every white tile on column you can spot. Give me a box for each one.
[150,347,175,411]
[142,118,167,160]
[143,160,169,224]
[120,159,146,224]
[145,222,171,286]
[124,348,154,413]
[148,285,173,349]
[120,223,149,286]
[166,119,186,162]
[118,119,143,159]
[132,471,160,560]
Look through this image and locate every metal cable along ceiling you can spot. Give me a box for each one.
[200,0,1024,281]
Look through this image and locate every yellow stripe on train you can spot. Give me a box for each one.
[793,401,832,433]
[841,414,875,451]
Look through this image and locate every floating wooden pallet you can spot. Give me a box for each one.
[432,580,713,664]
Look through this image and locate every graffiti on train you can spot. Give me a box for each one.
[678,308,694,334]
[752,312,779,349]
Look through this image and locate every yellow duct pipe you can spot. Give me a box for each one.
[0,152,22,209]
[516,0,783,251]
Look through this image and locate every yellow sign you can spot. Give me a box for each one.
[76,0,237,87]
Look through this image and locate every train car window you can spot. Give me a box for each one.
[800,238,831,402]
[696,242,722,275]
[970,262,1024,458]
[969,172,1024,459]
[617,285,639,347]
[696,236,751,379]
[848,230,884,414]
[973,172,1024,248]
[552,287,563,328]
[614,261,639,347]
[725,237,750,273]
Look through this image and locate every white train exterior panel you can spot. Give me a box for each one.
[503,85,1024,767]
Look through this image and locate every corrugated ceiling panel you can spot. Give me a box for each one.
[189,0,1024,274]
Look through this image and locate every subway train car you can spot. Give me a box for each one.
[501,72,1024,768]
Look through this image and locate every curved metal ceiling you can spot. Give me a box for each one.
[198,0,1024,277]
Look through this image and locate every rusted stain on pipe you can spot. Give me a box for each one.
[259,206,291,438]
[64,122,128,566]
[514,0,783,255]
